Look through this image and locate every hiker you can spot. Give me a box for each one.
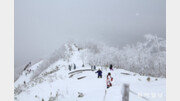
[74,64,76,70]
[94,65,96,70]
[29,62,31,65]
[109,64,113,71]
[91,65,94,70]
[24,81,26,85]
[106,72,113,88]
[96,69,102,78]
[68,65,71,71]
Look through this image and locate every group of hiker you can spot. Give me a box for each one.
[95,64,114,89]
[68,63,114,89]
[68,64,97,71]
[68,63,76,71]
[91,65,96,70]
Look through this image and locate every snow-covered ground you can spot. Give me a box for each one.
[14,44,166,101]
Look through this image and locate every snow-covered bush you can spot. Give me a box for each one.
[31,41,79,79]
[31,45,66,79]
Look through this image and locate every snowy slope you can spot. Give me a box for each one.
[14,61,43,88]
[14,44,166,101]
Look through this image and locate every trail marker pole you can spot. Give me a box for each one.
[103,89,107,101]
[122,84,129,101]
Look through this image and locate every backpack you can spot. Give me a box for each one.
[111,77,113,81]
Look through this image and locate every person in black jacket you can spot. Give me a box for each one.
[74,64,76,70]
[68,65,71,71]
[109,64,113,71]
[94,65,96,70]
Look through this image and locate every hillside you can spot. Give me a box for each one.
[14,43,166,101]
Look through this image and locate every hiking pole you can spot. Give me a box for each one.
[103,89,107,101]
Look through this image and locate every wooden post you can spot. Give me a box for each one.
[122,84,129,101]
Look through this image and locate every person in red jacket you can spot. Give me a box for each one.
[106,72,113,88]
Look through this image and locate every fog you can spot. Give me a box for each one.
[15,0,165,69]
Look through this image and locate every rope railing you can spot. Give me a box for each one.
[122,83,149,101]
[129,89,149,101]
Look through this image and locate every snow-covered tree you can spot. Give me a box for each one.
[77,34,166,77]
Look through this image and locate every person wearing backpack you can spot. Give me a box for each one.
[96,69,102,78]
[106,72,113,88]
[109,64,113,70]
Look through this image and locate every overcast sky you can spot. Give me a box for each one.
[15,0,165,68]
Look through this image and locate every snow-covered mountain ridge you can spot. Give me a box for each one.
[14,42,166,101]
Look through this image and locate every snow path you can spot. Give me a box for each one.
[15,67,165,101]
